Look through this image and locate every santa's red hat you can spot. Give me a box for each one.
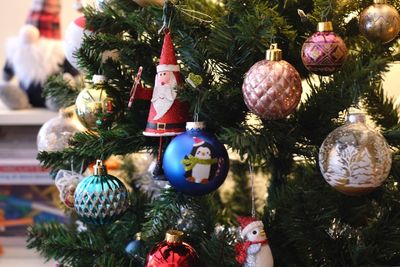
[156,30,180,73]
[237,216,264,238]
[26,0,61,39]
[193,137,205,147]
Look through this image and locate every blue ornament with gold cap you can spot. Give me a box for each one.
[163,122,229,196]
[74,160,129,225]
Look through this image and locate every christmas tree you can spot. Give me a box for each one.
[27,0,400,266]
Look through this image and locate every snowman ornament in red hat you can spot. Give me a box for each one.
[235,217,274,267]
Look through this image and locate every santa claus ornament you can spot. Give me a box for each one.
[242,43,302,120]
[145,230,199,267]
[143,28,189,179]
[143,29,189,136]
[235,217,274,267]
[163,122,229,196]
[319,112,392,195]
[301,21,348,76]
[359,0,400,43]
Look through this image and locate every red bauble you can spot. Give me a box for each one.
[242,44,302,120]
[146,230,199,267]
[301,22,348,76]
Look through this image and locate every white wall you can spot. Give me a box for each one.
[383,63,400,102]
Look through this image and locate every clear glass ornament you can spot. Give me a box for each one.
[37,109,79,152]
[319,113,392,195]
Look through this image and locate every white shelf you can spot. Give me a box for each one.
[0,237,56,267]
[0,108,58,126]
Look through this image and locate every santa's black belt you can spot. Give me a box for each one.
[146,122,186,130]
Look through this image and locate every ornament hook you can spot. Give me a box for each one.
[185,75,202,122]
[266,43,282,61]
[71,157,75,173]
[93,159,107,175]
[248,163,256,218]
[159,0,173,34]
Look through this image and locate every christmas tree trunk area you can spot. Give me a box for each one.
[27,0,400,266]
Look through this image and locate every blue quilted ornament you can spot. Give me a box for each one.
[74,160,129,225]
[163,122,229,196]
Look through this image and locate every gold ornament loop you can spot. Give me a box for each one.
[318,21,333,32]
[60,105,76,118]
[374,0,387,4]
[347,112,367,124]
[165,230,183,243]
[186,121,205,131]
[93,160,107,175]
[92,75,107,85]
[266,43,282,61]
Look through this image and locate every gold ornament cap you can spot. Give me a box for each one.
[165,230,183,243]
[59,105,76,119]
[186,121,206,131]
[92,75,107,84]
[266,43,282,61]
[347,112,366,124]
[373,0,387,4]
[318,21,333,32]
[135,232,141,240]
[93,160,108,175]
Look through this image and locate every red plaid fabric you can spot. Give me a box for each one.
[27,11,60,39]
[27,0,60,39]
[31,0,60,13]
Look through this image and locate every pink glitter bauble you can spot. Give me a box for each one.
[242,60,302,120]
[301,31,348,76]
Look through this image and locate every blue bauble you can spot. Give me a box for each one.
[163,122,229,196]
[125,239,141,255]
[74,160,129,225]
[125,239,143,257]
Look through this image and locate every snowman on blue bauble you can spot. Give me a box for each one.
[163,122,229,196]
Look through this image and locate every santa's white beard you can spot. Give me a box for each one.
[151,75,178,120]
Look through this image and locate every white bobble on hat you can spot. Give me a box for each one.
[19,25,40,44]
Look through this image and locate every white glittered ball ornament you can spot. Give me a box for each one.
[319,112,392,195]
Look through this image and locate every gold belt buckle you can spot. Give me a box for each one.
[157,123,166,130]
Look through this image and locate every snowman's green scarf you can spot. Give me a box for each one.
[181,155,218,171]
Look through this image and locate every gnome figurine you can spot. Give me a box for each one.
[143,29,189,136]
[235,217,274,267]
[2,0,79,108]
